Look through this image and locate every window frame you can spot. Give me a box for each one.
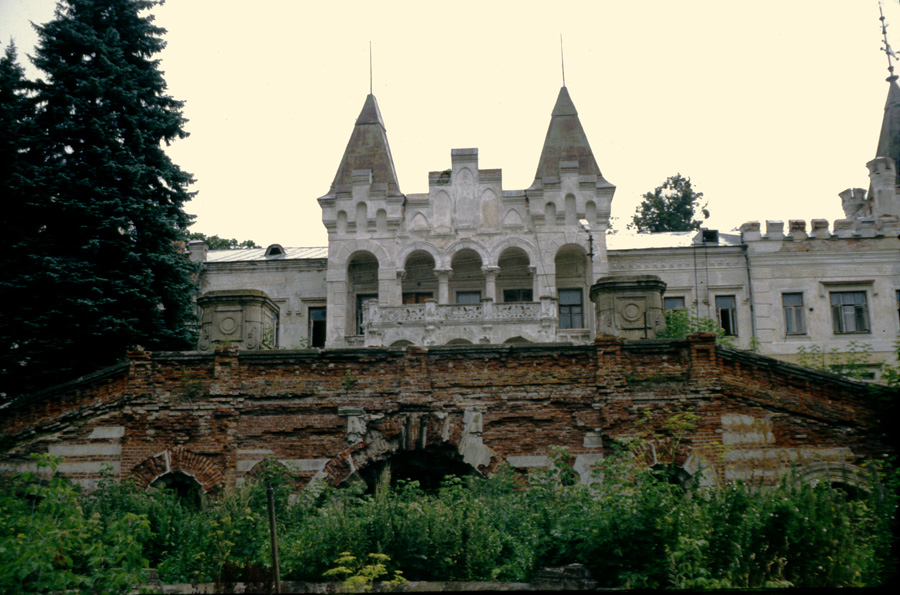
[503,288,533,303]
[456,290,482,305]
[664,296,686,312]
[714,294,738,337]
[558,288,585,330]
[781,292,806,336]
[307,305,327,348]
[830,291,871,335]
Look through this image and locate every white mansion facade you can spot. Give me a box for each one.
[190,82,900,375]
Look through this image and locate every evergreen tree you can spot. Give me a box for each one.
[629,174,709,233]
[0,0,197,400]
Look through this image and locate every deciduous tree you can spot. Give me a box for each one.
[630,174,709,232]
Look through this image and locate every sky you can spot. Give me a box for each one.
[3,0,900,247]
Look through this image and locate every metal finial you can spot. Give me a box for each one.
[369,41,373,94]
[879,1,898,82]
[560,34,566,87]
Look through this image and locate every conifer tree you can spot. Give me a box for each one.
[0,0,197,400]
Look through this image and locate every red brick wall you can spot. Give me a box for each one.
[0,335,890,493]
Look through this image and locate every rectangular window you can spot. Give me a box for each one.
[402,292,433,304]
[456,291,481,305]
[356,294,377,335]
[664,296,686,311]
[559,289,584,329]
[308,306,326,348]
[830,291,870,334]
[782,293,805,335]
[715,295,738,336]
[503,288,533,303]
[896,290,900,325]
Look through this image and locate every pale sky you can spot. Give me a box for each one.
[3,0,900,247]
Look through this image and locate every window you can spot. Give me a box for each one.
[356,294,377,335]
[456,291,481,304]
[503,288,533,303]
[830,291,870,334]
[308,306,326,348]
[403,292,433,304]
[715,295,738,336]
[559,289,584,329]
[896,290,900,325]
[664,296,685,311]
[782,293,805,335]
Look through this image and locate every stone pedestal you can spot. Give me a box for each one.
[590,275,667,340]
[197,289,280,350]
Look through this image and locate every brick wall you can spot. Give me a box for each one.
[0,335,891,493]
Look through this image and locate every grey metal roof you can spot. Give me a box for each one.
[608,231,742,251]
[206,247,328,263]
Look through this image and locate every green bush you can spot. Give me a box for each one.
[0,450,896,589]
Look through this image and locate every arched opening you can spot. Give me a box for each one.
[355,202,368,234]
[149,471,204,509]
[354,445,479,493]
[651,464,694,491]
[544,202,557,226]
[446,338,473,345]
[555,244,589,330]
[503,336,531,345]
[390,339,414,348]
[347,251,379,336]
[450,249,484,304]
[402,251,437,304]
[497,247,533,303]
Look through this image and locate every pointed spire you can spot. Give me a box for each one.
[329,94,401,195]
[875,77,900,165]
[532,87,602,185]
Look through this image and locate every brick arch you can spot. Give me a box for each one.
[320,410,495,487]
[131,447,224,494]
[800,462,870,491]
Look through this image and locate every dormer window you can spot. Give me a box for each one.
[702,229,719,244]
[265,244,285,258]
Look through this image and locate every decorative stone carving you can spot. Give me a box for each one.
[197,290,279,350]
[589,275,667,340]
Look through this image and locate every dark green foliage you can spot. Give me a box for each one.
[0,0,198,400]
[187,232,260,250]
[1,451,895,589]
[630,173,709,232]
[656,307,734,346]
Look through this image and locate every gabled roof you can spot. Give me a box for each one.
[531,87,603,185]
[328,94,401,195]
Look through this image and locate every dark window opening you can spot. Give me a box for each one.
[664,296,685,311]
[503,288,533,303]
[309,306,326,348]
[715,295,738,336]
[403,292,433,304]
[456,291,481,305]
[559,289,584,329]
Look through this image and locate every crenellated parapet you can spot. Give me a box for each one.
[740,215,900,242]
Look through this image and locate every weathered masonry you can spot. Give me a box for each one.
[0,335,890,497]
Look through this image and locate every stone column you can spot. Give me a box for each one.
[435,269,453,304]
[482,266,500,302]
[529,266,539,300]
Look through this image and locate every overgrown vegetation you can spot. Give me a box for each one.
[1,448,896,591]
[656,307,735,347]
